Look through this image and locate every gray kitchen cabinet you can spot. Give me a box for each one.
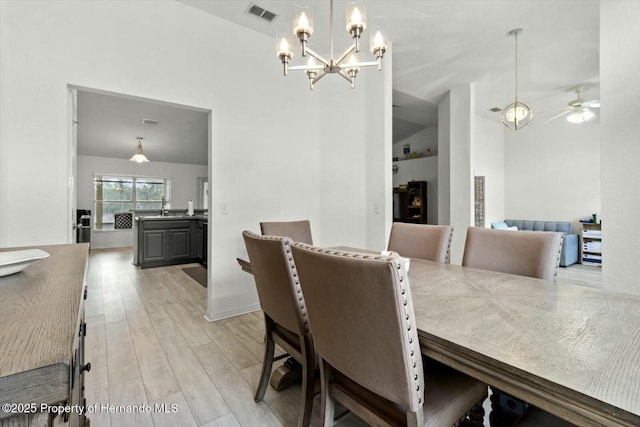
[168,228,191,260]
[137,218,199,268]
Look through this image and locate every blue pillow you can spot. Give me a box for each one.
[491,222,508,229]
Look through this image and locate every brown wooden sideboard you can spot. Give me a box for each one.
[0,244,90,427]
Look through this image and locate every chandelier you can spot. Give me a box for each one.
[501,28,533,130]
[129,137,149,163]
[277,0,388,90]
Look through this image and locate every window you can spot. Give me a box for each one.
[94,174,171,230]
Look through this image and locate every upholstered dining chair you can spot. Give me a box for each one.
[388,222,453,263]
[260,220,313,244]
[241,230,315,427]
[462,226,564,281]
[462,226,566,426]
[291,244,488,427]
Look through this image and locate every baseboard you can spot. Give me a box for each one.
[204,303,261,322]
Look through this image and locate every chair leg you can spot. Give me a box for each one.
[254,316,276,402]
[320,359,336,427]
[297,335,315,427]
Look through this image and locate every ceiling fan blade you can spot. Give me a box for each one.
[541,109,571,124]
[582,99,600,108]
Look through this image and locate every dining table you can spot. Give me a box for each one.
[408,258,640,427]
[237,251,640,426]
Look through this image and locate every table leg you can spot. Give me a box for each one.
[270,357,302,391]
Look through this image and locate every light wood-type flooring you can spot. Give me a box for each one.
[84,248,601,427]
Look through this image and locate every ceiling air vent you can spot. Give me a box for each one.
[246,3,277,23]
[141,118,159,125]
[489,107,502,113]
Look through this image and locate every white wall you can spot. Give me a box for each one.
[504,115,600,234]
[600,1,640,296]
[77,155,207,249]
[474,116,505,227]
[0,1,391,320]
[447,83,475,264]
[438,93,452,226]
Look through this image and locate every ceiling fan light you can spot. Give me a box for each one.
[566,107,595,124]
[582,107,595,122]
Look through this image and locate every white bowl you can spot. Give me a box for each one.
[0,249,50,277]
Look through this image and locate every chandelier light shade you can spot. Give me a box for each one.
[129,137,149,163]
[501,28,533,130]
[277,0,388,90]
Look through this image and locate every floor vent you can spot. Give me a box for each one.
[246,3,277,23]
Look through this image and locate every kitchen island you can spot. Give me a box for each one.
[133,215,207,268]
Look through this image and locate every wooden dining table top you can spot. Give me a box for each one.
[407,258,640,427]
[237,248,640,426]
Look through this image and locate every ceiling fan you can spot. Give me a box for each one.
[546,85,600,124]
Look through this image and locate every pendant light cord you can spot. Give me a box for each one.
[514,30,519,107]
[330,0,334,61]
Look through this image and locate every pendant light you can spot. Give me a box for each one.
[501,28,533,130]
[277,0,388,90]
[129,137,149,163]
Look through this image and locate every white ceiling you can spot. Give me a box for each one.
[77,90,209,165]
[181,0,600,135]
[77,0,600,162]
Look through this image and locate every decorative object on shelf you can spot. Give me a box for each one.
[501,28,533,130]
[404,151,424,160]
[277,0,388,90]
[129,137,150,163]
[426,148,431,156]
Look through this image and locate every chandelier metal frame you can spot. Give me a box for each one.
[277,0,387,90]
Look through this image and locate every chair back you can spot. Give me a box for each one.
[242,230,307,335]
[462,227,563,281]
[260,220,313,244]
[291,244,424,414]
[388,222,453,263]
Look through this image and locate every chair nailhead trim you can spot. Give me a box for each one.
[292,242,423,408]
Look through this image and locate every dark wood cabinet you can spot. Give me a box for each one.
[168,228,191,260]
[142,229,167,263]
[137,218,203,268]
[196,220,205,263]
[393,181,427,224]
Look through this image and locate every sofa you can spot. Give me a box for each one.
[491,220,579,267]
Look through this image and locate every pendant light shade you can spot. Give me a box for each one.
[129,137,149,163]
[501,28,533,130]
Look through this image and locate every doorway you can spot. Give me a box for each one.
[68,85,211,250]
